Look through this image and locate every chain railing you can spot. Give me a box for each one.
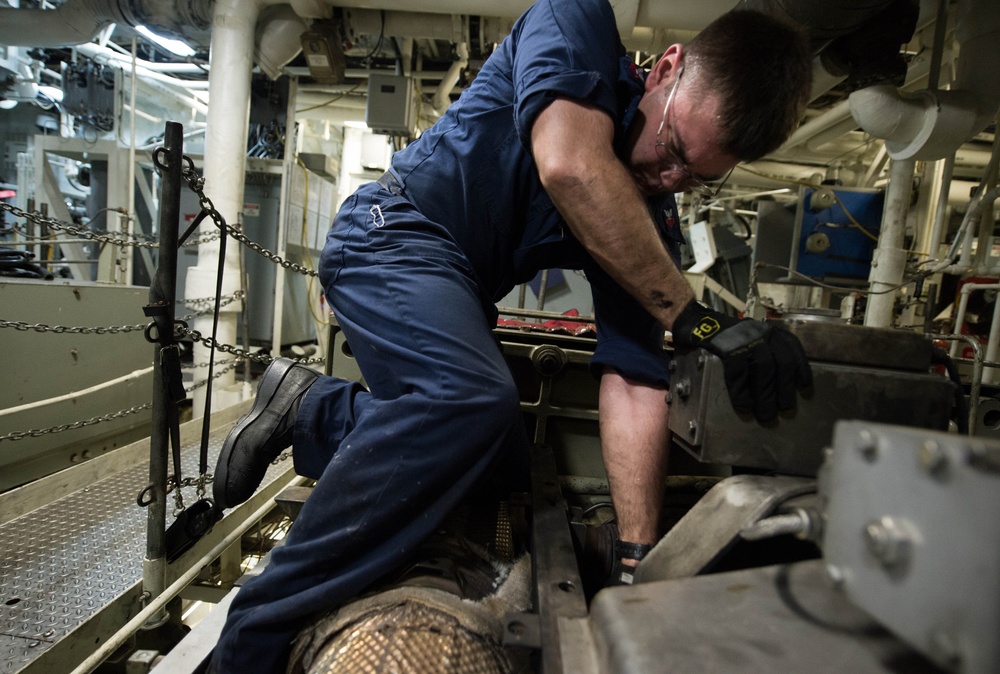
[0,360,244,443]
[1,156,326,445]
[0,202,219,249]
[177,155,319,277]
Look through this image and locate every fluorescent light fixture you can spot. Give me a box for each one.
[136,25,196,57]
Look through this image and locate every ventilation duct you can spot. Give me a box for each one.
[0,0,212,48]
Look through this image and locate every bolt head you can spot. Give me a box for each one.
[857,429,878,462]
[863,516,912,571]
[919,440,948,477]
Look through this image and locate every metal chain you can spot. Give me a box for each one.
[0,359,240,442]
[0,291,244,335]
[182,291,243,306]
[0,319,147,334]
[0,404,153,442]
[0,201,158,249]
[176,324,325,365]
[179,156,319,278]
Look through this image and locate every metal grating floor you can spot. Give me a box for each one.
[0,420,292,673]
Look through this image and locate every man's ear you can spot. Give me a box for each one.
[646,44,683,92]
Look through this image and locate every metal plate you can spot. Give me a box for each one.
[590,561,940,674]
[778,320,933,372]
[824,421,1000,673]
[668,351,955,476]
[0,414,292,674]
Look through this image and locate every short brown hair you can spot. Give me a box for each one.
[684,10,811,161]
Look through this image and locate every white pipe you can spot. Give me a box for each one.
[864,159,916,328]
[432,42,468,115]
[187,0,283,411]
[949,283,1000,358]
[985,288,1000,385]
[934,188,1000,275]
[924,154,955,260]
[188,2,253,407]
[0,366,154,417]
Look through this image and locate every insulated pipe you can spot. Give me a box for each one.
[432,42,468,115]
[864,158,916,328]
[850,0,1000,161]
[74,42,205,76]
[255,5,308,80]
[186,0,283,412]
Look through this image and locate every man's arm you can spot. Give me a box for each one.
[531,97,694,330]
[599,367,670,551]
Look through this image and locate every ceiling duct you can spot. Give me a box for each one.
[0,0,212,48]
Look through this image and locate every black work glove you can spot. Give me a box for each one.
[671,301,812,422]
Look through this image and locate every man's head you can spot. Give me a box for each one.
[626,10,811,197]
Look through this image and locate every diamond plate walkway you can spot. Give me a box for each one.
[0,402,297,674]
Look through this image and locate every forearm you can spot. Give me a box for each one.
[599,368,671,547]
[532,99,694,329]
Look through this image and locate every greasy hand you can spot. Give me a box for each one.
[671,301,812,421]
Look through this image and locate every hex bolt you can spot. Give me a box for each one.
[687,420,697,437]
[675,378,691,400]
[863,516,912,571]
[857,429,878,462]
[918,440,948,478]
[696,352,708,370]
[966,443,1000,474]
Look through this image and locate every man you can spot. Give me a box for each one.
[209,1,812,671]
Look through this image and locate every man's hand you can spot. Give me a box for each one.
[671,301,812,421]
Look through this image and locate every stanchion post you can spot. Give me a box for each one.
[143,121,184,627]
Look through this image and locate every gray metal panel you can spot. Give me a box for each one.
[590,561,941,674]
[0,279,150,409]
[824,421,1000,673]
[0,278,154,489]
[668,351,954,476]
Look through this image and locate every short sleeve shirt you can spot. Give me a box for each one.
[386,0,684,387]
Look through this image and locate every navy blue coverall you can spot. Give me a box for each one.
[212,1,684,671]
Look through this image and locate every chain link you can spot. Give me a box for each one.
[0,404,153,442]
[179,157,319,278]
[0,292,244,336]
[0,201,157,248]
[175,324,325,365]
[0,359,241,442]
[0,319,147,334]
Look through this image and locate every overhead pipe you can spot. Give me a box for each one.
[0,0,211,48]
[255,5,309,80]
[850,0,1000,161]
